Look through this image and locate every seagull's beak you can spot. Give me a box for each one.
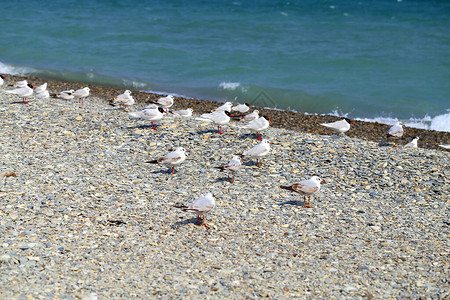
[321,179,326,183]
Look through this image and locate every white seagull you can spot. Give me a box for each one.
[321,118,353,134]
[212,102,233,113]
[232,103,250,114]
[150,95,174,109]
[240,139,271,168]
[387,122,404,147]
[0,75,5,87]
[404,137,419,148]
[174,192,216,229]
[129,107,166,130]
[146,147,187,174]
[196,110,233,134]
[214,155,242,183]
[238,116,271,140]
[13,80,28,88]
[73,87,90,104]
[6,83,35,104]
[35,90,50,99]
[53,89,75,100]
[438,144,450,150]
[280,176,324,208]
[171,108,193,117]
[240,110,259,122]
[109,90,135,110]
[34,82,47,94]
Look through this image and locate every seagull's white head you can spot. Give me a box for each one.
[125,90,131,95]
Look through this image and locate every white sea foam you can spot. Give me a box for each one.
[219,82,241,90]
[355,110,450,132]
[0,61,37,75]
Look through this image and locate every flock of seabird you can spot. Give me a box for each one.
[1,75,448,228]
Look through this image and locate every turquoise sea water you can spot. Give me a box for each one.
[1,0,449,131]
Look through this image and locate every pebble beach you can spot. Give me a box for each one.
[0,76,449,299]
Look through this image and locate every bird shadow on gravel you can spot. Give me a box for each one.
[278,200,307,207]
[172,218,200,228]
[196,129,219,135]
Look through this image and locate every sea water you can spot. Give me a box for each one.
[1,0,449,131]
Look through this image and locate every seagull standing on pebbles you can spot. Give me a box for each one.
[196,111,233,134]
[53,89,75,100]
[321,118,353,135]
[129,107,166,130]
[0,75,5,87]
[34,83,47,94]
[150,95,174,109]
[238,116,271,141]
[280,176,324,208]
[173,192,216,229]
[109,90,135,110]
[240,110,259,122]
[212,102,233,113]
[404,137,419,148]
[232,103,250,114]
[73,87,90,104]
[239,139,271,168]
[214,155,242,183]
[146,147,187,174]
[6,83,35,104]
[387,122,404,147]
[171,108,193,117]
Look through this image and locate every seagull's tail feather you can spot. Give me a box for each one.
[214,166,225,172]
[128,111,143,118]
[173,204,188,210]
[145,160,158,164]
[280,185,294,191]
[5,90,15,94]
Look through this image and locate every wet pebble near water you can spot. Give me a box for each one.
[0,81,449,299]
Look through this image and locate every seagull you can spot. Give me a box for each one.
[73,87,90,104]
[171,108,193,117]
[212,102,233,113]
[53,89,75,100]
[35,90,50,99]
[108,90,135,110]
[387,122,404,147]
[239,110,259,122]
[438,144,450,150]
[6,83,35,104]
[146,147,187,174]
[13,80,28,88]
[196,111,233,134]
[34,82,47,94]
[239,139,271,168]
[280,176,323,208]
[232,103,250,114]
[129,107,166,130]
[0,75,5,87]
[150,95,174,109]
[238,116,271,140]
[404,137,419,148]
[173,192,216,229]
[214,155,242,183]
[321,118,353,134]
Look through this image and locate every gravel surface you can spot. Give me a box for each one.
[0,78,449,299]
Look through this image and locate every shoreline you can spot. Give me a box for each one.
[2,73,449,151]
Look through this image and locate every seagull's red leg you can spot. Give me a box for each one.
[303,196,307,208]
[218,126,223,134]
[151,122,157,130]
[202,215,210,229]
[197,216,201,225]
[305,197,313,208]
[172,166,175,174]
[257,132,262,141]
